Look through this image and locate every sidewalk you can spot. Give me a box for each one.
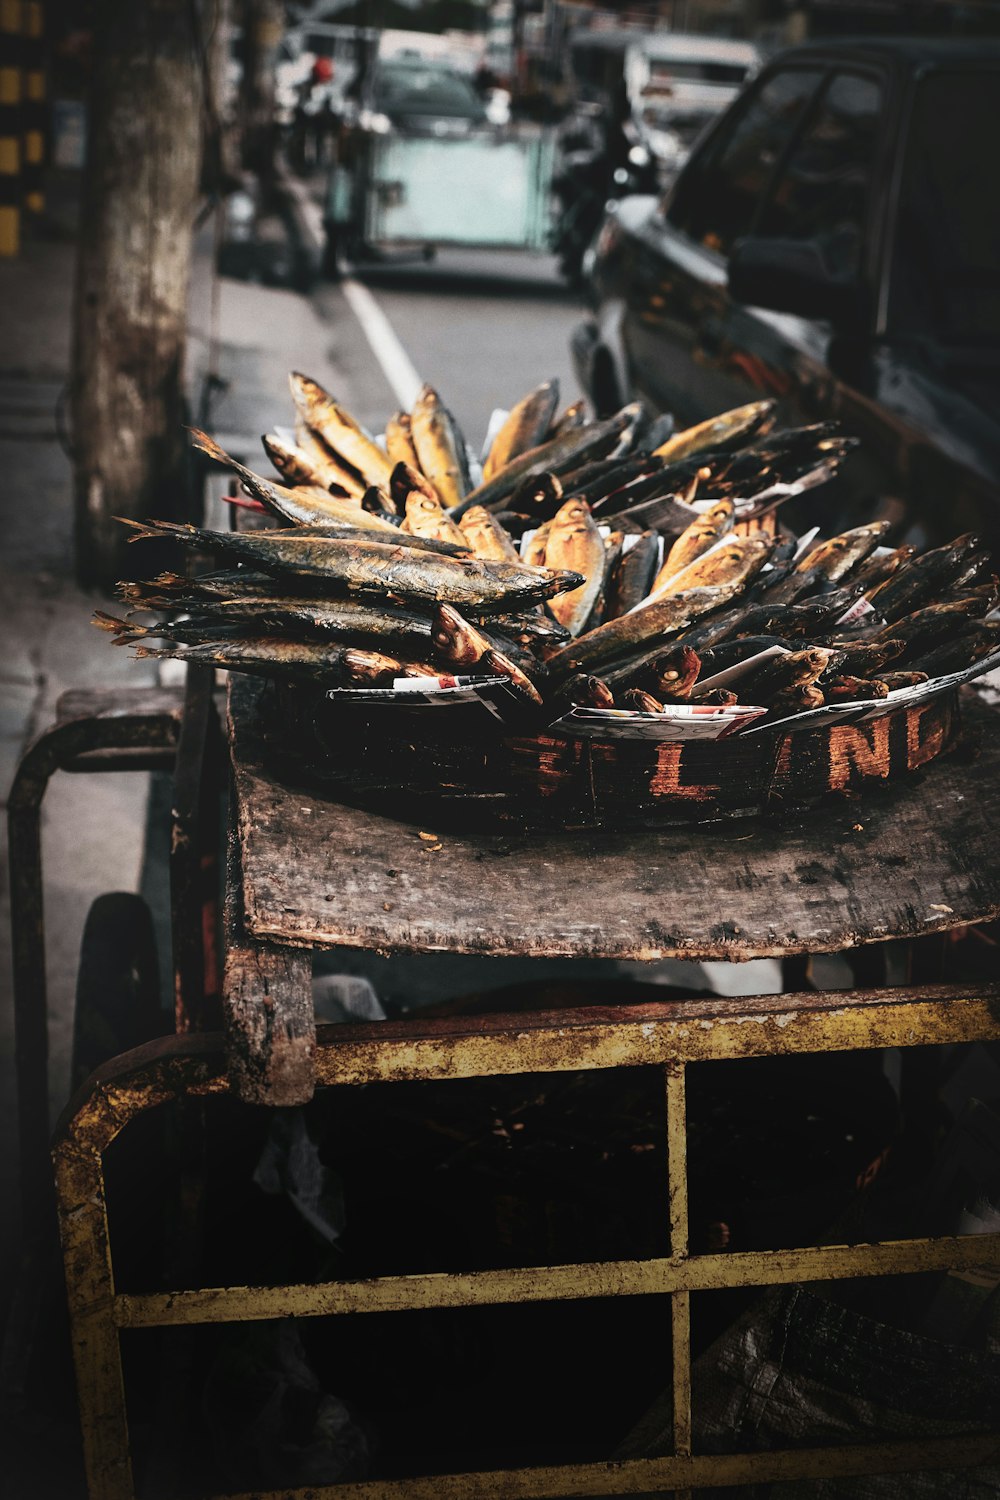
[0,173,357,1321]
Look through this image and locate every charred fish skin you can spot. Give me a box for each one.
[869,534,983,621]
[484,380,560,481]
[621,688,664,714]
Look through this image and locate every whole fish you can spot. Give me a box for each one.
[818,638,904,676]
[402,491,467,547]
[411,384,472,509]
[653,401,775,465]
[484,380,560,480]
[738,647,835,703]
[621,688,664,714]
[606,532,661,619]
[547,586,740,679]
[459,505,521,564]
[121,633,413,685]
[543,498,607,636]
[164,594,438,648]
[868,534,982,621]
[911,622,1000,677]
[294,421,367,499]
[288,373,394,488]
[451,405,642,519]
[651,499,735,594]
[872,593,995,653]
[647,534,772,605]
[430,605,543,703]
[262,432,355,496]
[190,428,387,530]
[792,522,890,586]
[119,518,581,612]
[385,411,422,473]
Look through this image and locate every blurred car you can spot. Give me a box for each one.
[359,56,489,137]
[573,37,1000,547]
[624,33,761,182]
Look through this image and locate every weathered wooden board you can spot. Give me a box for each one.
[222,825,315,1104]
[229,676,1000,963]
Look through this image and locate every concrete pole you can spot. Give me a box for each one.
[71,0,203,590]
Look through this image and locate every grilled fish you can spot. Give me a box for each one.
[484,380,560,480]
[653,401,775,465]
[402,491,467,547]
[459,505,521,564]
[547,586,740,679]
[385,411,422,473]
[543,498,608,636]
[119,518,581,611]
[411,384,472,509]
[289,373,394,488]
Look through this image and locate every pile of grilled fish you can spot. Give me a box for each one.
[97,375,1000,727]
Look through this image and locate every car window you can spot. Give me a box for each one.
[890,69,1000,345]
[667,67,824,256]
[375,65,485,120]
[755,71,884,281]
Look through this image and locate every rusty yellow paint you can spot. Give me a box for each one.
[307,991,1000,1087]
[666,1066,692,1461]
[53,1139,134,1500]
[219,1432,1000,1499]
[114,1232,1000,1328]
[52,979,1000,1500]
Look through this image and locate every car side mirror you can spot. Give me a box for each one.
[729,236,868,327]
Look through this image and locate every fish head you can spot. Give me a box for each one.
[552,498,593,530]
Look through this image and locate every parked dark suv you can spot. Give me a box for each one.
[573,39,1000,548]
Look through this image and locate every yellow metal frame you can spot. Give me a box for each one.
[54,982,1000,1499]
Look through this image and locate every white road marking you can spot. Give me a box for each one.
[341,275,424,411]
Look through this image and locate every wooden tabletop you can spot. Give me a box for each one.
[229,677,1000,964]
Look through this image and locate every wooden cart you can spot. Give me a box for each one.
[42,676,1000,1497]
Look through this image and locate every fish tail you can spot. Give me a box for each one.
[131,644,172,660]
[187,426,229,465]
[92,609,134,634]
